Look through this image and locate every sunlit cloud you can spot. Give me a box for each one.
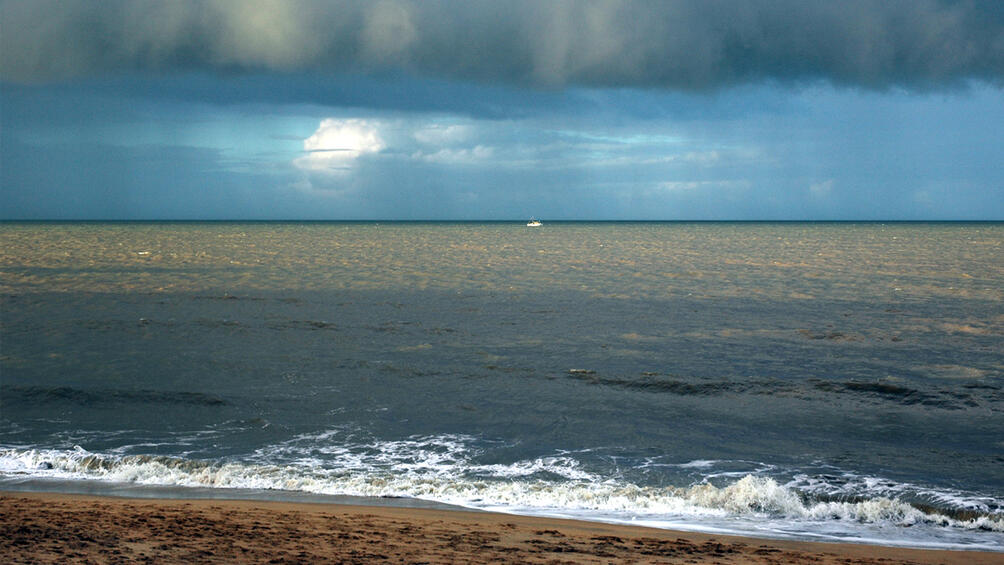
[294,118,385,174]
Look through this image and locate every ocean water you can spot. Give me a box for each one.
[1,221,1002,550]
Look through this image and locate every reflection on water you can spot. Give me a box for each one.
[3,222,1001,302]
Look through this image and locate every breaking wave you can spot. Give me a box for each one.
[2,440,1001,550]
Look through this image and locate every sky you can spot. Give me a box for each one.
[2,0,1003,220]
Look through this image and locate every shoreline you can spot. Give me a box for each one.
[3,491,1000,564]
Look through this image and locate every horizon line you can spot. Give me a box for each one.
[2,218,1002,224]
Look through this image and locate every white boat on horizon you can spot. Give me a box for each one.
[526,218,543,227]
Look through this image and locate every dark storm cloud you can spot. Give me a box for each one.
[3,0,1002,90]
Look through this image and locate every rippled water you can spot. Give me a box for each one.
[2,221,1002,549]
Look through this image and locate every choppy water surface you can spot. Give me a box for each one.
[2,222,1002,549]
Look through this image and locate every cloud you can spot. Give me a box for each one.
[294,118,384,173]
[412,124,473,145]
[913,189,934,205]
[3,0,1002,90]
[588,149,728,168]
[654,180,751,192]
[809,179,835,197]
[411,145,494,164]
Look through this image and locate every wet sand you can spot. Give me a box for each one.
[2,491,999,564]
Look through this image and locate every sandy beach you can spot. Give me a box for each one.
[2,491,999,564]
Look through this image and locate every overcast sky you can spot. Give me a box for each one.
[2,0,1002,220]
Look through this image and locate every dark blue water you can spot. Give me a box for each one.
[1,222,1002,549]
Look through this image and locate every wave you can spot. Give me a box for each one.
[564,372,1001,411]
[1,385,228,407]
[2,443,1001,547]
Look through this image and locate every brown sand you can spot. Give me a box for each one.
[2,491,999,564]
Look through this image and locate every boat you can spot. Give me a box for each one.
[526,218,543,227]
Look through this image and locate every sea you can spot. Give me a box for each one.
[1,221,1002,551]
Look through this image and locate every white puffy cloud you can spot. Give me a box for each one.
[294,118,385,174]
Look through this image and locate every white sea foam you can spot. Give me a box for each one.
[677,459,718,468]
[789,472,1001,514]
[2,442,1002,549]
[0,443,999,529]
